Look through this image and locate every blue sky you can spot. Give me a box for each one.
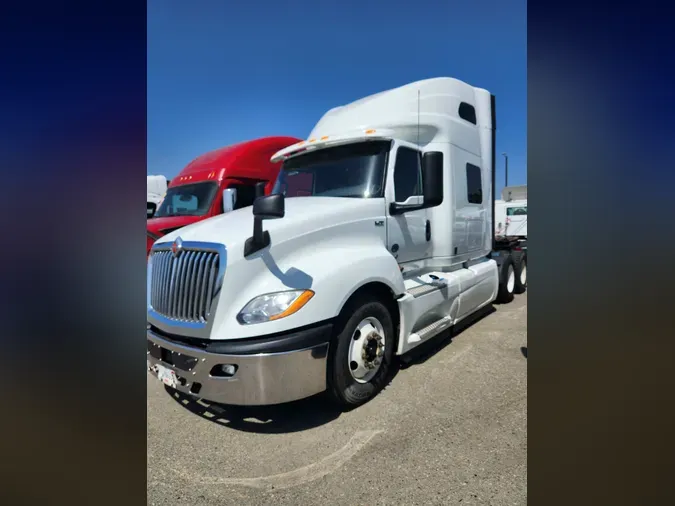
[148,0,526,195]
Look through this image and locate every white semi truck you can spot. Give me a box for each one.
[495,185,527,291]
[147,175,168,218]
[147,77,527,408]
[495,184,527,239]
[495,198,528,238]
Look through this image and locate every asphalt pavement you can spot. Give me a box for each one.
[148,293,527,505]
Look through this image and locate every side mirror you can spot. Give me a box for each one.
[245,194,285,256]
[222,188,237,213]
[147,203,156,219]
[252,193,285,219]
[421,151,443,208]
[255,181,267,199]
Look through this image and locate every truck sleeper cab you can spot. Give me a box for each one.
[146,78,524,408]
[146,136,301,255]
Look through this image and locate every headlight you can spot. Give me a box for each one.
[237,289,315,325]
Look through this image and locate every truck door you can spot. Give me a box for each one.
[386,142,430,267]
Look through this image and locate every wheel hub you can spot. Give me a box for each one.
[348,317,386,382]
[361,331,384,369]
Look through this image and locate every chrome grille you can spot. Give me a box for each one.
[149,248,221,323]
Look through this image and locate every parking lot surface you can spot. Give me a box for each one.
[148,293,527,505]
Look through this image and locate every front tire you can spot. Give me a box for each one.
[327,297,395,408]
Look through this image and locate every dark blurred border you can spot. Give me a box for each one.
[0,3,147,505]
[529,0,675,504]
[2,0,675,504]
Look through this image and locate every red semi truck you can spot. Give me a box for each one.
[147,136,301,255]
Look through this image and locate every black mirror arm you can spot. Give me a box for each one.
[244,194,285,257]
[244,218,271,257]
[389,202,425,215]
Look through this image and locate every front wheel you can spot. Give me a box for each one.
[327,298,395,408]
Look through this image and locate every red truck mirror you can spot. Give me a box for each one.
[222,188,237,213]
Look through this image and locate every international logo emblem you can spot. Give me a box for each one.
[171,237,183,257]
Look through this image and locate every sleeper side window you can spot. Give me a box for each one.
[466,163,483,204]
[459,102,477,124]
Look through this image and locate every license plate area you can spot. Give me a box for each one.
[153,363,178,388]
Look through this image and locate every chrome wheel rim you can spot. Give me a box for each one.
[348,317,386,383]
[507,265,515,293]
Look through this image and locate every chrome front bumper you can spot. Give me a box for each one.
[146,326,331,406]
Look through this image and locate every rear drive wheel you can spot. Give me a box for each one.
[514,254,527,293]
[496,254,516,303]
[328,298,395,408]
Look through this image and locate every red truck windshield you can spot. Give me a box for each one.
[154,182,218,218]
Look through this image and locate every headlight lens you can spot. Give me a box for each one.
[237,289,314,325]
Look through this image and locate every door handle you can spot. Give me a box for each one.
[425,220,431,241]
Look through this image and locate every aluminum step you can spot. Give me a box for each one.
[407,316,453,344]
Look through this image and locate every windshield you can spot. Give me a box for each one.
[154,182,218,218]
[507,205,527,216]
[273,140,390,198]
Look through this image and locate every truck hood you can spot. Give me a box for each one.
[147,215,204,238]
[155,197,385,260]
[150,196,393,340]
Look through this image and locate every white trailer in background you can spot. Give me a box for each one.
[502,184,527,202]
[495,197,527,238]
[494,185,527,291]
[147,175,168,218]
[146,77,527,409]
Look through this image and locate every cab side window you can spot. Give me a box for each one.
[394,147,422,202]
[458,102,477,124]
[229,184,259,209]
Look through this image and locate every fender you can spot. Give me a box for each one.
[310,245,406,319]
[209,240,405,340]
